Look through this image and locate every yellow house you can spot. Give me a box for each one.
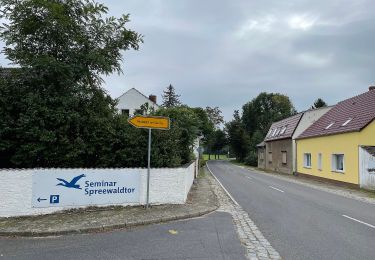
[296,87,375,189]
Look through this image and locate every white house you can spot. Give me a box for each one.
[116,88,159,116]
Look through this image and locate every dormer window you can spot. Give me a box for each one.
[325,122,335,129]
[275,128,281,136]
[342,118,353,126]
[267,128,273,137]
[280,126,287,135]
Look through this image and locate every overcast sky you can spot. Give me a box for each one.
[1,0,375,121]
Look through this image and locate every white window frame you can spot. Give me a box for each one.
[325,122,335,129]
[280,126,287,135]
[331,154,345,173]
[318,153,322,171]
[304,153,312,168]
[342,118,353,126]
[267,128,273,137]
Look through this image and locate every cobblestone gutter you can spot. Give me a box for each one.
[206,167,282,260]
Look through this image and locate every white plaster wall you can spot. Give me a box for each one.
[0,162,195,217]
[116,88,159,115]
[293,107,332,139]
[292,106,332,172]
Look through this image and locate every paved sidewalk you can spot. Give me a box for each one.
[0,176,218,237]
[235,163,375,205]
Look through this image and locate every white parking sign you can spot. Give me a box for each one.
[32,169,140,208]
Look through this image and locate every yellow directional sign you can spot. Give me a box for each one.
[128,115,170,130]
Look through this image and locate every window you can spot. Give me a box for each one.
[134,109,143,115]
[268,152,273,163]
[121,109,129,117]
[318,153,322,170]
[325,122,335,129]
[332,154,344,172]
[282,151,287,165]
[280,126,287,135]
[272,129,277,137]
[342,118,353,126]
[304,153,312,168]
[267,129,273,137]
[259,151,264,160]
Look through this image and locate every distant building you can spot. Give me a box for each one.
[116,88,159,117]
[296,87,375,189]
[259,106,331,174]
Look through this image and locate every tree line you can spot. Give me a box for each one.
[0,0,217,169]
[225,93,327,166]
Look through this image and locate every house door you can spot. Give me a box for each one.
[359,146,375,190]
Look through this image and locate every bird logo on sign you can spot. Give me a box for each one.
[56,174,86,190]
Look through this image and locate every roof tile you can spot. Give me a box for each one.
[264,113,303,141]
[297,89,375,139]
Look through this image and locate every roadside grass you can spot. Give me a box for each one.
[202,154,229,161]
[362,189,375,198]
[198,165,206,179]
[230,160,245,166]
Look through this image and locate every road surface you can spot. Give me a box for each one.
[207,160,375,260]
[0,212,245,260]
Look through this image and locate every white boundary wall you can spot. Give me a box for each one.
[0,161,196,217]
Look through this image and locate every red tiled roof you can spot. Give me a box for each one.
[297,89,375,139]
[264,113,303,141]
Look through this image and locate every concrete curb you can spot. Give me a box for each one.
[0,173,219,237]
[0,207,218,237]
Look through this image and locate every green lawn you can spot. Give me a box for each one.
[202,154,229,161]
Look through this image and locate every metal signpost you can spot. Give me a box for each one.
[128,115,170,208]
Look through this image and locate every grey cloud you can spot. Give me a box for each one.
[1,0,375,121]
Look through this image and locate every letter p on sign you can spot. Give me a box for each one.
[50,195,60,204]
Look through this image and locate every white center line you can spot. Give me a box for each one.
[342,215,375,229]
[269,186,285,193]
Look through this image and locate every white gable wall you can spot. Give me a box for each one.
[116,88,159,116]
[292,106,332,172]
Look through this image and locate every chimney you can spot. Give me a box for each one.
[369,86,375,91]
[149,94,157,104]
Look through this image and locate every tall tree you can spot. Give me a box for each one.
[225,110,250,161]
[162,84,181,108]
[0,0,142,168]
[205,106,224,128]
[311,98,327,109]
[0,0,143,86]
[242,92,296,137]
[212,129,227,159]
[226,92,296,165]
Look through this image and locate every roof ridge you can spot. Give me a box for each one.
[270,112,303,125]
[116,87,159,106]
[296,89,375,139]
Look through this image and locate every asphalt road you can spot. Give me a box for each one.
[207,160,375,260]
[0,212,246,260]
